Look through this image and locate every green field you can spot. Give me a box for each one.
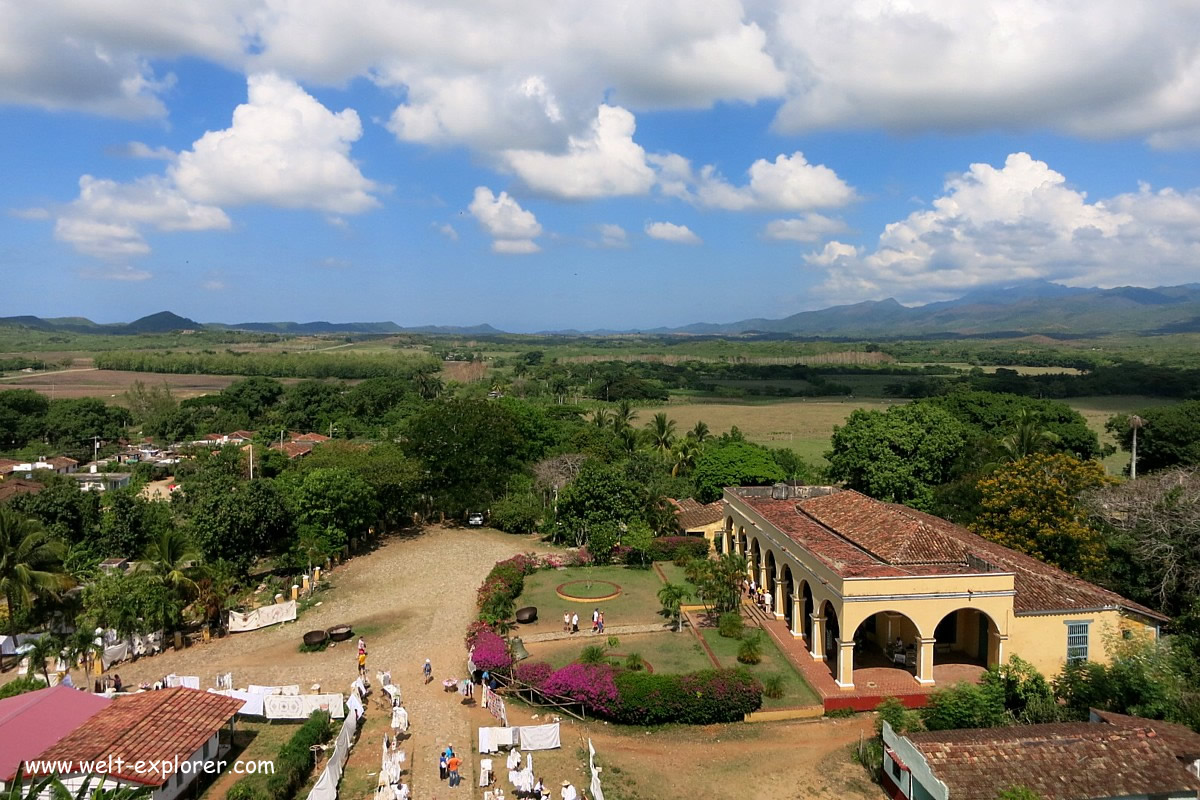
[641,394,1175,470]
[700,628,821,709]
[515,565,671,630]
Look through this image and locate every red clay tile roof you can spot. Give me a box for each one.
[670,498,724,531]
[905,722,1200,800]
[33,688,242,785]
[45,457,77,469]
[0,685,110,782]
[292,432,330,443]
[0,478,45,503]
[0,459,22,474]
[1092,709,1200,759]
[270,441,313,459]
[735,488,1166,619]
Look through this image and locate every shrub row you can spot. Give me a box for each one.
[646,536,709,563]
[228,710,332,800]
[515,660,762,725]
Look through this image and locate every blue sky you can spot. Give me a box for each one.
[3,2,1200,332]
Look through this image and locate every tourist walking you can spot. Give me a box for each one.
[598,611,605,633]
[764,590,773,616]
[570,612,579,634]
[439,751,448,781]
[358,650,367,679]
[423,658,433,684]
[562,610,570,632]
[447,753,462,787]
[592,607,600,633]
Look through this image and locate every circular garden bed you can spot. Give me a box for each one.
[555,580,623,602]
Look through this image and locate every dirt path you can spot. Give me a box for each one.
[108,526,538,800]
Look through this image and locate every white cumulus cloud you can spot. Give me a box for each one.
[763,213,849,243]
[806,152,1200,303]
[469,186,543,254]
[502,105,656,199]
[656,151,855,211]
[645,221,701,244]
[171,73,379,214]
[597,224,628,248]
[54,175,229,259]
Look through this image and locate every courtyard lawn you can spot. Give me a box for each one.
[526,631,716,675]
[513,565,673,635]
[654,561,701,592]
[701,628,820,710]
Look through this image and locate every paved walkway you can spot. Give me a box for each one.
[520,622,673,643]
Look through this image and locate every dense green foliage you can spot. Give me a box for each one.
[227,710,333,800]
[1107,400,1200,473]
[692,440,785,503]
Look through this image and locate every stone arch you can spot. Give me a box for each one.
[932,607,1002,668]
[800,580,814,643]
[849,609,924,667]
[736,526,748,559]
[748,537,762,583]
[781,563,796,631]
[821,599,840,658]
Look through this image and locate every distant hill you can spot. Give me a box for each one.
[5,282,1200,338]
[656,282,1200,337]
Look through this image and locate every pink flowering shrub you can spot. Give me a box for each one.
[496,553,541,576]
[513,661,554,688]
[471,629,513,672]
[464,620,496,650]
[541,663,618,716]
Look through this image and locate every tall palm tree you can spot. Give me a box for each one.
[999,409,1061,461]
[689,420,710,443]
[22,634,62,685]
[136,529,205,598]
[0,509,71,640]
[61,628,103,685]
[612,400,638,431]
[646,412,677,454]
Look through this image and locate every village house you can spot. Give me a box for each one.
[669,497,725,541]
[28,688,243,800]
[720,485,1164,706]
[0,685,111,791]
[1,457,78,477]
[881,711,1200,800]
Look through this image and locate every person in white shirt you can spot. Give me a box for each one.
[561,780,578,800]
[764,590,773,615]
[570,612,579,634]
[591,607,600,633]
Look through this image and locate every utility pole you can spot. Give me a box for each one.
[1129,415,1144,480]
[91,435,101,464]
[248,443,254,480]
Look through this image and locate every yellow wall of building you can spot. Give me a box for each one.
[1008,610,1159,678]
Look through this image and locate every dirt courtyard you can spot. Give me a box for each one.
[36,526,882,800]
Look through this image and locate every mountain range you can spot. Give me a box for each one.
[4,281,1200,338]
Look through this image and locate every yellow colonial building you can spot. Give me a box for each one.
[720,485,1164,693]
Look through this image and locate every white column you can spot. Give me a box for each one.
[916,637,936,685]
[773,567,785,619]
[790,594,802,638]
[809,613,826,660]
[835,639,855,689]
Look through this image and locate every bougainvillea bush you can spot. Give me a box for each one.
[513,660,554,688]
[540,663,619,717]
[646,536,710,563]
[612,668,762,724]
[470,629,513,672]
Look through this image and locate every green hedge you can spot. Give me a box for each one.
[647,536,709,563]
[612,668,762,725]
[228,710,332,800]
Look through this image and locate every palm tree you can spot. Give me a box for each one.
[588,407,612,428]
[4,771,153,800]
[689,420,710,443]
[656,583,692,632]
[612,400,638,431]
[999,409,1061,461]
[61,628,103,685]
[646,412,676,454]
[413,370,443,400]
[22,634,62,685]
[136,530,205,598]
[0,509,71,641]
[671,438,700,477]
[618,427,639,457]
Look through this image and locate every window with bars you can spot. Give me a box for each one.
[1066,622,1090,662]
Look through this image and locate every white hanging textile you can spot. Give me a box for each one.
[263,693,346,720]
[228,600,297,632]
[518,723,561,751]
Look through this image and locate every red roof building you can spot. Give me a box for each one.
[0,685,110,786]
[32,688,242,797]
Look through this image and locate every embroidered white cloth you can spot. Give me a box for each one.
[518,723,561,751]
[248,684,301,696]
[228,600,297,632]
[264,693,346,720]
[208,689,265,716]
[506,749,521,771]
[180,675,200,689]
[347,692,364,719]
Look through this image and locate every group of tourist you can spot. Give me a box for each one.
[743,578,774,615]
[560,608,606,635]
